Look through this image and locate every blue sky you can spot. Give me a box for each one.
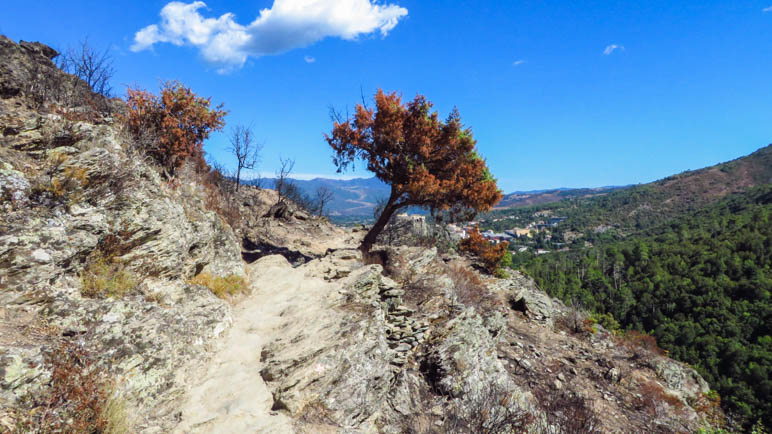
[3,1,772,192]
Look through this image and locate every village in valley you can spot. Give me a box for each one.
[444,211,583,257]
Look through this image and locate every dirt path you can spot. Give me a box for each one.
[173,254,337,434]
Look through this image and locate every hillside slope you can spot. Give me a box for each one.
[487,144,772,236]
[522,185,772,428]
[496,186,627,209]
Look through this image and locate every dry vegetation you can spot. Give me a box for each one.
[79,231,142,299]
[615,330,667,357]
[125,81,226,175]
[11,341,130,433]
[188,272,248,299]
[398,382,532,434]
[446,264,503,313]
[458,226,510,275]
[80,256,137,299]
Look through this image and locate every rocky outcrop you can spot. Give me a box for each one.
[0,37,242,431]
[254,245,718,433]
[491,272,560,326]
[233,187,352,264]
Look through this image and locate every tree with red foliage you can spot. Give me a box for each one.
[326,89,502,253]
[459,226,510,274]
[126,81,226,174]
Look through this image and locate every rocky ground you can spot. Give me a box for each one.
[0,36,723,433]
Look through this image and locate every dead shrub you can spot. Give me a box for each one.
[24,46,111,115]
[634,380,685,417]
[616,330,666,358]
[533,388,601,434]
[125,81,226,175]
[403,273,442,307]
[383,253,441,306]
[12,341,130,433]
[446,264,503,313]
[203,174,241,228]
[399,383,532,434]
[554,308,588,335]
[176,160,242,229]
[52,93,110,123]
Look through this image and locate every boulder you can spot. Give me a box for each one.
[491,272,557,325]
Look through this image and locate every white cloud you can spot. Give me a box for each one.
[763,5,772,12]
[603,44,624,55]
[304,55,316,63]
[512,59,525,66]
[131,0,408,71]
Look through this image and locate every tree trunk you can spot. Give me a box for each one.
[235,167,241,191]
[360,193,401,253]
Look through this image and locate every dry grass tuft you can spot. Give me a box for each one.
[634,380,685,416]
[446,264,503,313]
[80,255,137,299]
[188,272,248,298]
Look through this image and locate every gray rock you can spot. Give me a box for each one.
[518,358,533,371]
[606,367,621,383]
[490,272,556,326]
[393,343,412,352]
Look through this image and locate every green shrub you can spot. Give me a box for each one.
[590,312,620,332]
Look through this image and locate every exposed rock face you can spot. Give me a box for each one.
[375,213,459,251]
[0,37,242,431]
[232,187,352,265]
[491,272,559,326]
[377,213,430,245]
[253,246,715,433]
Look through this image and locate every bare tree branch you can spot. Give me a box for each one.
[315,186,334,217]
[275,157,295,204]
[58,37,114,97]
[228,124,261,191]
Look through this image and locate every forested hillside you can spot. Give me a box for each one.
[486,145,772,237]
[521,186,772,428]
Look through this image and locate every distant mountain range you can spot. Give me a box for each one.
[247,176,626,217]
[247,144,772,220]
[245,176,390,217]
